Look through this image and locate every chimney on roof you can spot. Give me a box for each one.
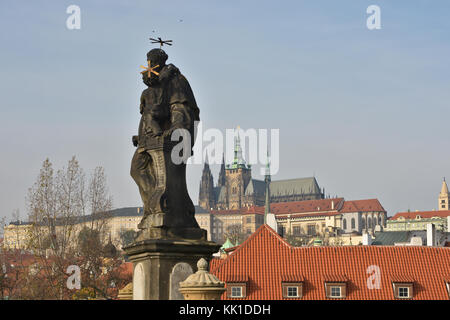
[331,200,334,210]
[362,232,372,245]
[409,237,423,246]
[427,223,436,247]
[266,213,278,234]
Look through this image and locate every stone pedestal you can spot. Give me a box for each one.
[124,238,220,300]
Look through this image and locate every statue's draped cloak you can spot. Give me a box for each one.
[138,64,199,151]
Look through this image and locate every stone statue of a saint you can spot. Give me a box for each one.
[130,48,204,241]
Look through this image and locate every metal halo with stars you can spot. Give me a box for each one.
[149,37,173,48]
[140,60,160,77]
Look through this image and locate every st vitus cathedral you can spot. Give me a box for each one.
[199,133,325,211]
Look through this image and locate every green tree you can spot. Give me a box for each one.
[223,224,247,246]
[78,227,101,254]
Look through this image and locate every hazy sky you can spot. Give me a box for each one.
[1,0,449,222]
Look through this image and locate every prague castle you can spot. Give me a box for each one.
[198,133,325,211]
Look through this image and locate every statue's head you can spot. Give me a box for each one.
[147,49,168,70]
[143,49,168,86]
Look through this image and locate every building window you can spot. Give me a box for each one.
[293,226,301,236]
[231,287,242,297]
[393,282,413,299]
[368,217,372,229]
[227,283,246,298]
[361,217,366,229]
[343,219,347,230]
[351,218,355,229]
[307,224,316,236]
[330,286,341,298]
[278,225,285,237]
[287,286,298,297]
[325,282,346,299]
[246,217,251,223]
[398,287,409,298]
[282,282,303,298]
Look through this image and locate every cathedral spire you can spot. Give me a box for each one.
[218,153,226,186]
[231,126,247,169]
[441,177,449,194]
[199,154,215,210]
[439,177,450,211]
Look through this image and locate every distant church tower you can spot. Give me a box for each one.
[199,155,215,210]
[438,178,450,210]
[198,127,324,211]
[226,130,252,210]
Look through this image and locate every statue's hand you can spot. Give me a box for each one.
[163,128,174,139]
[132,135,139,147]
[163,126,183,139]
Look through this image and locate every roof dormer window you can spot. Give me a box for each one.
[324,275,347,299]
[281,276,304,299]
[230,286,243,297]
[445,279,450,298]
[225,275,248,299]
[392,277,414,299]
[330,286,342,298]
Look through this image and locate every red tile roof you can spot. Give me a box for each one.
[270,198,344,215]
[281,274,305,282]
[323,274,348,282]
[391,210,450,220]
[209,257,223,272]
[223,274,249,283]
[211,225,450,300]
[224,246,239,253]
[241,207,265,215]
[390,275,415,283]
[276,211,340,219]
[340,199,386,213]
[209,198,385,218]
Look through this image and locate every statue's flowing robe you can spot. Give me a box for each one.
[138,64,199,151]
[131,63,200,223]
